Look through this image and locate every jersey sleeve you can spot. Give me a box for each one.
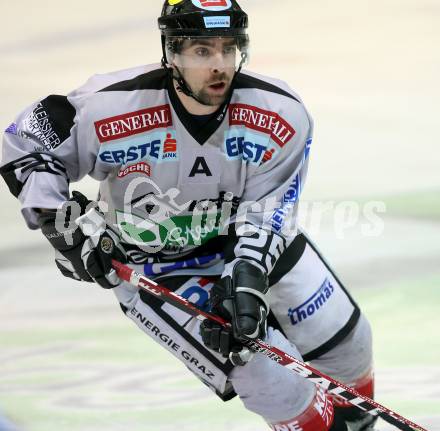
[0,67,133,229]
[222,100,314,278]
[0,92,96,229]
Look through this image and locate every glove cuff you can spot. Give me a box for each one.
[38,191,94,252]
[36,209,57,227]
[232,260,269,307]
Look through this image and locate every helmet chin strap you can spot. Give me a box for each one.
[162,52,248,107]
[174,64,209,105]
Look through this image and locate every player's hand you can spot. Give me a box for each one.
[38,191,126,289]
[200,260,269,365]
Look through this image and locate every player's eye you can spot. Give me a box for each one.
[195,47,210,57]
[223,46,236,55]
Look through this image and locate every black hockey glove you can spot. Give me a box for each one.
[38,191,126,289]
[200,260,269,365]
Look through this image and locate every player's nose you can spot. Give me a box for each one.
[209,51,230,72]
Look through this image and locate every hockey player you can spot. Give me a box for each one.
[1,1,376,429]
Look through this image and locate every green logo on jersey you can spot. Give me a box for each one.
[116,209,225,250]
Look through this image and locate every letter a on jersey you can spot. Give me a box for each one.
[189,157,213,177]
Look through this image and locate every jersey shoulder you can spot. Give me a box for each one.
[68,63,166,99]
[236,69,304,105]
[234,69,312,146]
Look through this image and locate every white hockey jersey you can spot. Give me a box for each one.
[1,63,313,280]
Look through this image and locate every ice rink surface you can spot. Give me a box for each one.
[0,0,439,430]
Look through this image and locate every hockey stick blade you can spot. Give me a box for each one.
[112,259,427,431]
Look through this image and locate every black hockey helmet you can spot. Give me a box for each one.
[158,0,248,37]
[158,0,249,64]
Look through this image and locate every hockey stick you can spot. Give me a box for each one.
[112,259,428,431]
[73,209,426,431]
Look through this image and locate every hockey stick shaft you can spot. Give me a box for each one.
[112,259,427,431]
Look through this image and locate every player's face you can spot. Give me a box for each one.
[175,37,237,106]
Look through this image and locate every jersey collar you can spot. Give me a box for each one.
[167,73,231,146]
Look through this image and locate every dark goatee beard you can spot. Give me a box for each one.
[197,75,231,106]
[194,90,228,106]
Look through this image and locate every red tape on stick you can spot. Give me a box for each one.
[112,259,229,326]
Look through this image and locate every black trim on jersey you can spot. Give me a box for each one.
[302,308,361,362]
[0,153,67,198]
[268,233,307,286]
[0,162,25,198]
[189,112,218,126]
[235,73,301,104]
[98,68,168,92]
[167,73,230,146]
